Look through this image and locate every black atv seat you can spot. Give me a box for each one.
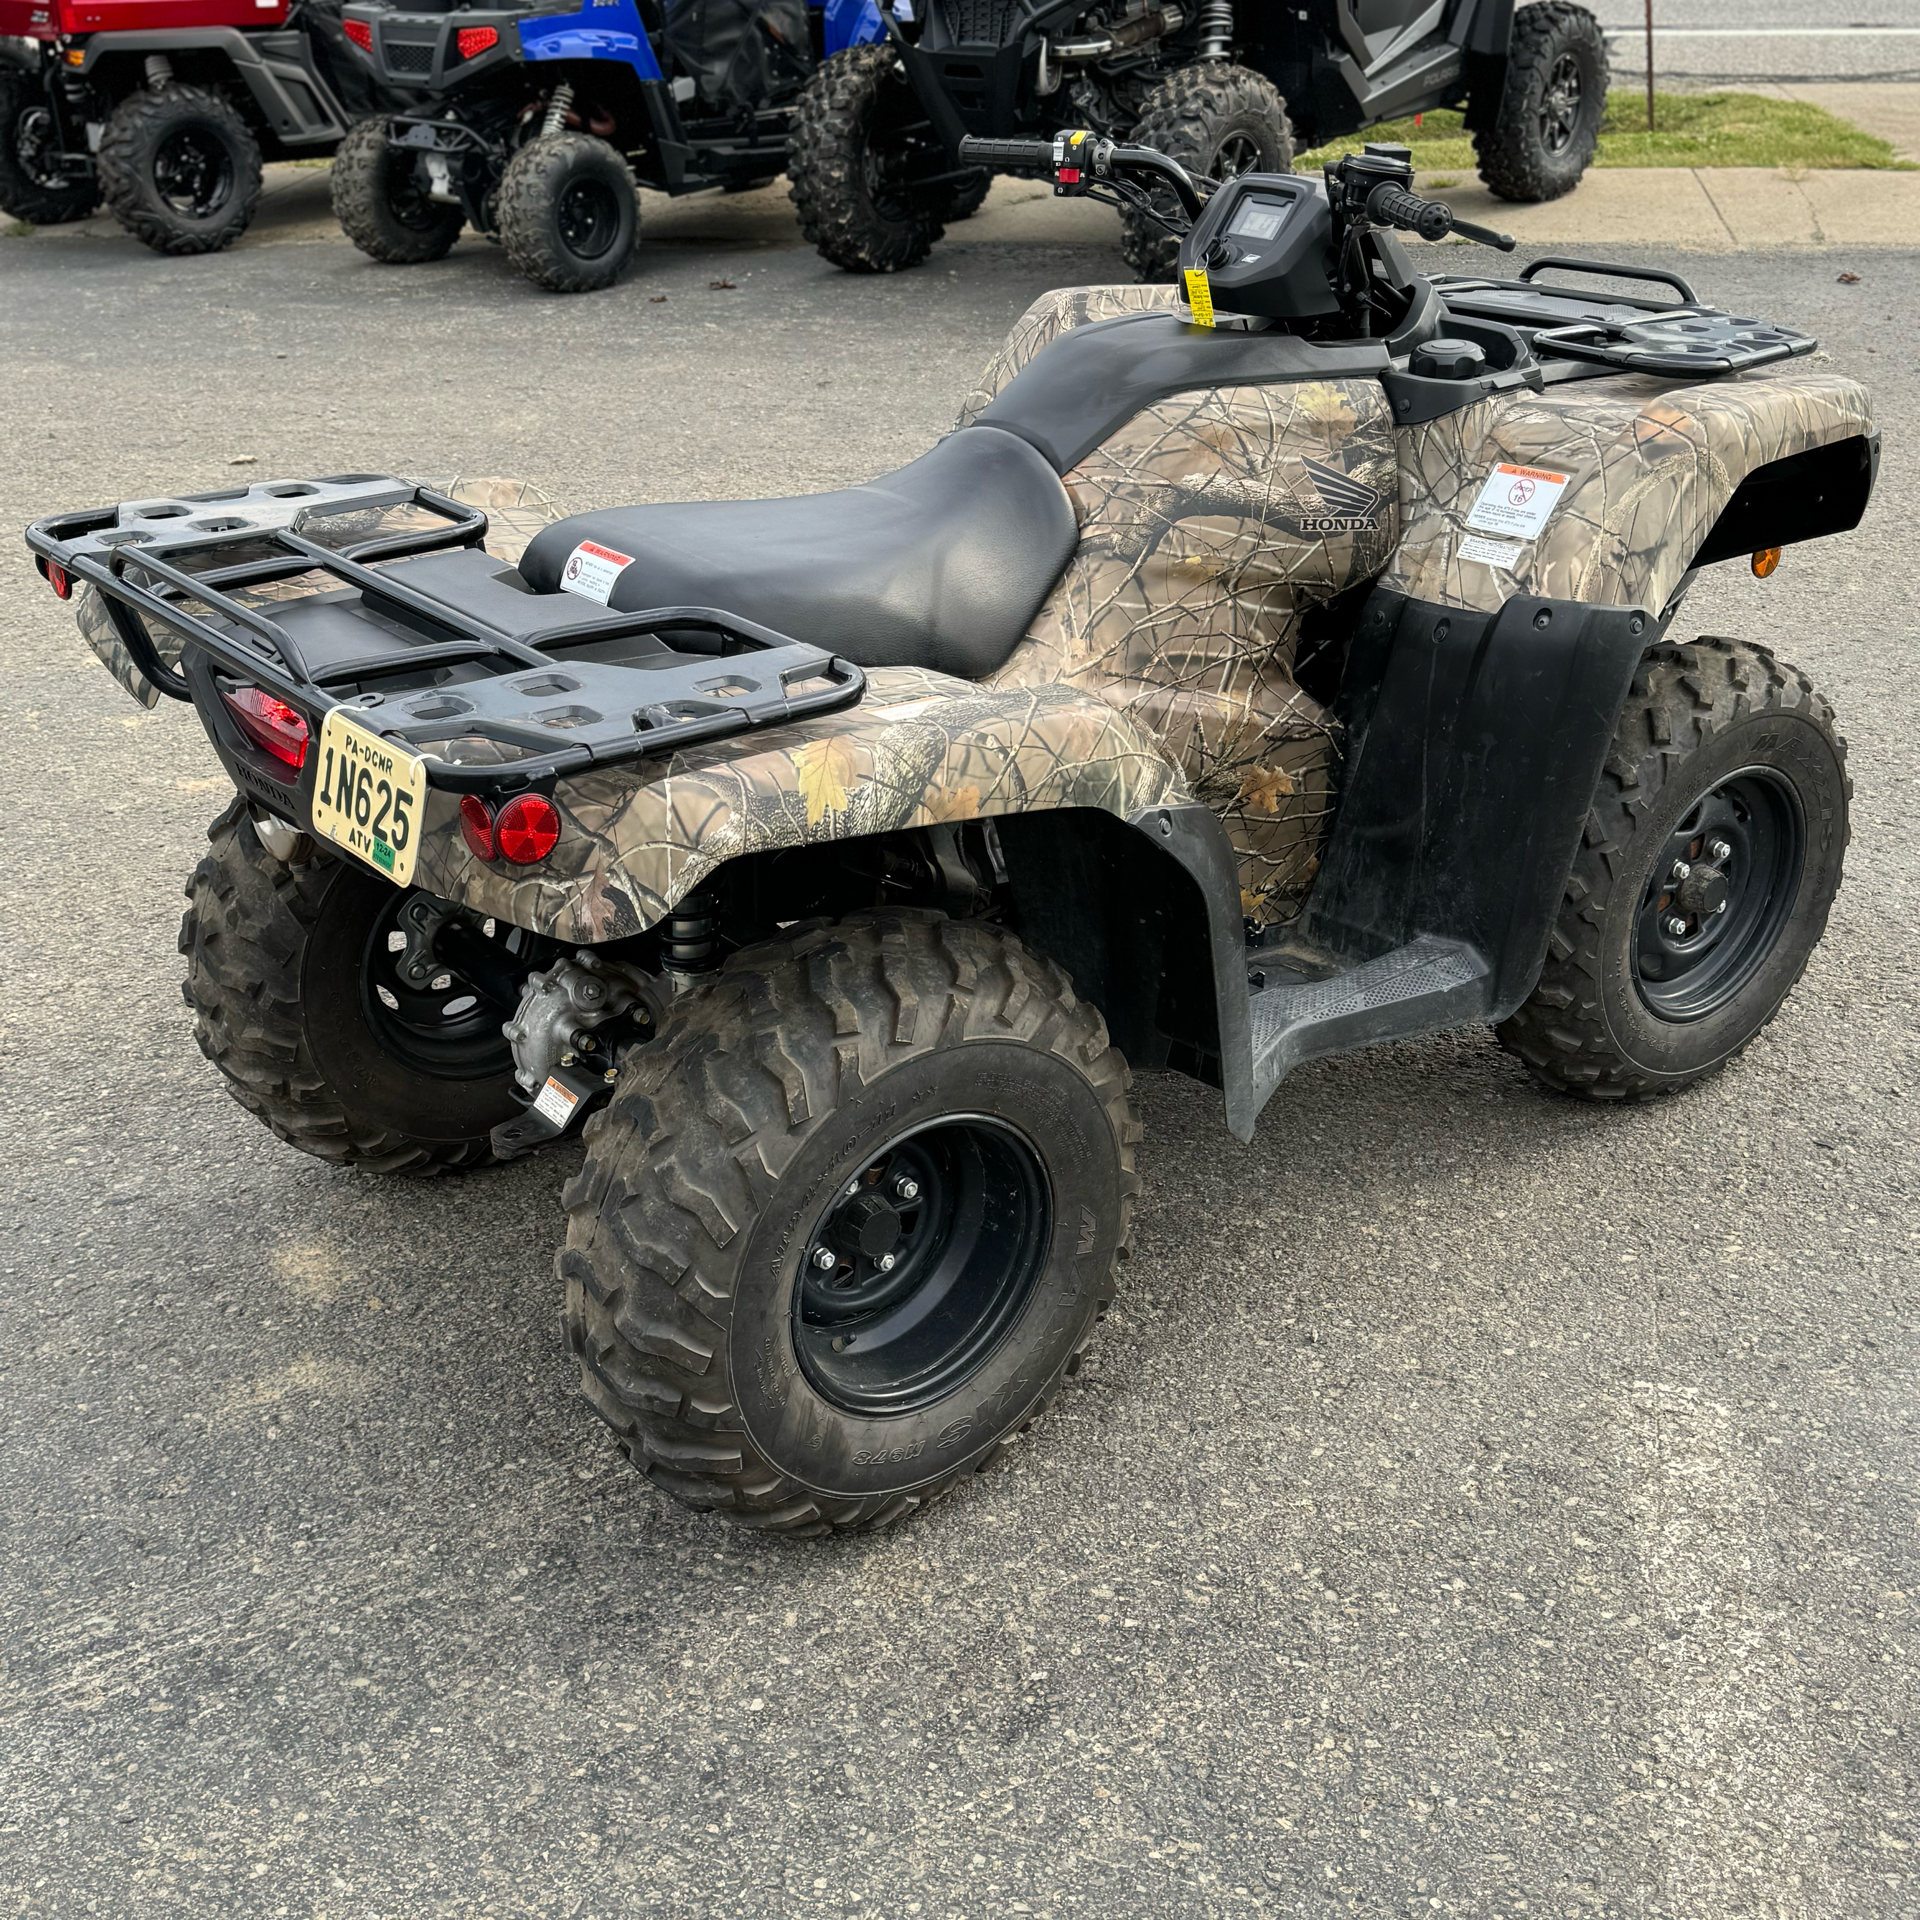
[517,426,1077,682]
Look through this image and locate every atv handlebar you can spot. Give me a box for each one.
[1365,181,1515,253]
[958,132,1207,220]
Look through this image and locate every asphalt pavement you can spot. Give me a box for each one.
[0,213,1915,1919]
[1591,2,1920,85]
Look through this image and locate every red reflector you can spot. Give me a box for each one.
[342,17,372,51]
[495,793,561,864]
[1057,167,1081,184]
[456,24,497,57]
[222,686,309,769]
[46,561,72,600]
[458,794,497,861]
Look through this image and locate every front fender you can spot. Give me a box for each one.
[408,667,1194,942]
[1384,363,1875,618]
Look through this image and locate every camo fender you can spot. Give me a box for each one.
[406,668,1192,943]
[1386,364,1875,616]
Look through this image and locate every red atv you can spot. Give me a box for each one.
[0,0,406,252]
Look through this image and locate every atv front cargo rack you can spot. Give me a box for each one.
[27,475,865,793]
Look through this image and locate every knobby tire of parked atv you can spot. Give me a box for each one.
[180,801,523,1171]
[97,83,261,255]
[1473,0,1609,204]
[789,43,953,274]
[1499,637,1849,1099]
[497,132,640,292]
[0,59,101,224]
[560,912,1138,1534]
[331,115,464,263]
[1122,63,1294,282]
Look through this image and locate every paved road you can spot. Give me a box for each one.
[0,219,1915,1918]
[1592,2,1920,83]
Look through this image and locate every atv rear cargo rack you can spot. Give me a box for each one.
[27,476,865,793]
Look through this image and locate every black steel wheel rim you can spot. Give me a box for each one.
[1539,52,1584,155]
[1214,130,1265,180]
[15,103,65,191]
[1633,767,1807,1022]
[153,125,234,219]
[556,174,620,260]
[392,153,451,232]
[794,1115,1052,1416]
[359,897,521,1080]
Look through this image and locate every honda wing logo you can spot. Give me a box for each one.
[1294,457,1384,536]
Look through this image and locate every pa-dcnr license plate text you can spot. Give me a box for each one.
[310,709,427,888]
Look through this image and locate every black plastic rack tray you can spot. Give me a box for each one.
[27,475,866,794]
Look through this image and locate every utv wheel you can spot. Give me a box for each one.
[496,132,639,293]
[940,166,990,222]
[560,912,1138,1533]
[1473,1,1609,204]
[1122,63,1293,281]
[1498,638,1849,1101]
[788,43,947,274]
[97,84,261,255]
[0,61,100,224]
[330,114,463,264]
[181,800,534,1171]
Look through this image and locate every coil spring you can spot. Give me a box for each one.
[541,82,575,140]
[664,891,719,974]
[1197,0,1232,60]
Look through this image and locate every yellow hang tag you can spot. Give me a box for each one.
[1182,267,1216,328]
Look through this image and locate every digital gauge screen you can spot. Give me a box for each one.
[1226,199,1290,242]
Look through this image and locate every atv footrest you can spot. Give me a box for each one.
[1245,935,1492,1102]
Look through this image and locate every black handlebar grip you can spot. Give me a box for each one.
[1367,182,1453,243]
[957,136,1058,169]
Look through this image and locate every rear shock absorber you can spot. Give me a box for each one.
[1196,0,1232,60]
[540,82,575,140]
[663,890,720,988]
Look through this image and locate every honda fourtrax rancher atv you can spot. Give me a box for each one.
[329,0,886,291]
[0,0,408,252]
[32,140,1875,1533]
[792,0,1607,275]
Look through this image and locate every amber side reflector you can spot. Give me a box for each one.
[1752,547,1782,578]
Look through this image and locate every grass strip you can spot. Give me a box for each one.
[1295,89,1916,176]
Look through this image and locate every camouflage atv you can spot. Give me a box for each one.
[31,138,1875,1534]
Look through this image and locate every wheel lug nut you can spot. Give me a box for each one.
[812,1247,836,1272]
[1708,839,1732,863]
[894,1177,920,1202]
[1664,915,1689,937]
[1670,860,1691,882]
[878,1253,896,1272]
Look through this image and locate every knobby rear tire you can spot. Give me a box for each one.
[97,83,261,256]
[180,800,515,1172]
[330,114,464,264]
[560,911,1139,1533]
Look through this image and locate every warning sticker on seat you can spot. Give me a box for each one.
[1464,464,1570,541]
[559,539,634,605]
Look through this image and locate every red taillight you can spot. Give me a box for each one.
[456,25,498,58]
[496,793,561,864]
[342,17,373,51]
[46,561,71,600]
[458,794,496,861]
[222,686,309,769]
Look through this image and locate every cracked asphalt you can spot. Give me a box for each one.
[0,209,1915,1918]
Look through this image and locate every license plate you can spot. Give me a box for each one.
[310,707,427,888]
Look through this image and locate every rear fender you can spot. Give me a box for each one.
[75,28,348,143]
[406,667,1194,943]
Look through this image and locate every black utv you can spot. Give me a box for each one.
[789,0,1609,274]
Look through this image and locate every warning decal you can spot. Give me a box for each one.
[559,539,635,605]
[1464,463,1570,541]
[1459,533,1524,570]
